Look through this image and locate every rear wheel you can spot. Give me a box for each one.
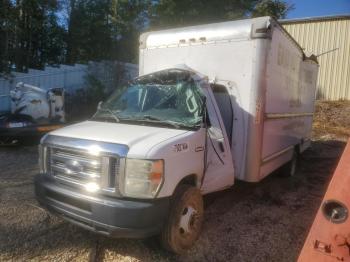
[161,185,203,254]
[281,149,299,177]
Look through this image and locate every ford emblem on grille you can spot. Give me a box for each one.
[64,160,84,175]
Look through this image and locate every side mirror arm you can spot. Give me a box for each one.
[201,97,210,128]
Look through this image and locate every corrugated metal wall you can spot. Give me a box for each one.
[282,18,350,100]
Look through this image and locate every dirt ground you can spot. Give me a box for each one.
[0,101,349,262]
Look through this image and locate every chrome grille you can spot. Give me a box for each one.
[47,146,121,194]
[50,147,101,184]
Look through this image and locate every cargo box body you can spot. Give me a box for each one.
[140,17,318,182]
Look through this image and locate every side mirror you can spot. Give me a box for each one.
[97,101,103,110]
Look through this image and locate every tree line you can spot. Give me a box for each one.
[0,0,293,74]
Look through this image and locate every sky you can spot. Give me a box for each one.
[286,0,350,19]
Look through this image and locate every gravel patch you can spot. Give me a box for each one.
[1,99,349,261]
[0,139,344,261]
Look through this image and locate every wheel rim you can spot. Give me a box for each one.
[179,206,198,235]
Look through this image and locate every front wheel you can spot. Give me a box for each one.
[161,185,204,254]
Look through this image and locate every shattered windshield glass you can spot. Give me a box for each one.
[92,69,205,129]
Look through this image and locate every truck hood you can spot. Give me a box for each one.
[49,120,190,154]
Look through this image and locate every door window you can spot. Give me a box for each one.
[210,84,233,146]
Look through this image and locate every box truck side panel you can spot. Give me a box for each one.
[242,38,270,182]
[265,26,304,114]
[260,25,318,179]
[299,60,319,115]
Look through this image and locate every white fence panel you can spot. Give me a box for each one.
[0,67,87,113]
[0,62,138,114]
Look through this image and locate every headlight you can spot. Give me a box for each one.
[121,159,164,198]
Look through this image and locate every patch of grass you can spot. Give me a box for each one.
[313,100,350,140]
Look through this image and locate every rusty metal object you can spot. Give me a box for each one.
[298,140,350,262]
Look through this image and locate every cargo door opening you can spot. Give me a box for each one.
[210,84,233,147]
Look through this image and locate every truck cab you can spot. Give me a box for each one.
[35,67,234,253]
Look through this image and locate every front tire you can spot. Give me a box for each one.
[161,185,204,254]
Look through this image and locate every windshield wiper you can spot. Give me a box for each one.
[124,115,184,129]
[142,115,164,121]
[97,108,120,123]
[144,115,201,129]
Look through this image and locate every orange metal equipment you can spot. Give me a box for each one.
[299,140,350,262]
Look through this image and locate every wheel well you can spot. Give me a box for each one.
[170,175,200,198]
[178,174,197,187]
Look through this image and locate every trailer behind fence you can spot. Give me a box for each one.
[0,62,138,120]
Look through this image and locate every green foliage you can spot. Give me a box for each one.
[252,0,295,19]
[150,0,257,29]
[65,62,130,121]
[86,75,106,101]
[0,0,294,74]
[0,0,17,74]
[151,0,294,29]
[0,0,65,72]
[64,74,106,121]
[65,0,149,64]
[43,10,67,65]
[65,0,114,64]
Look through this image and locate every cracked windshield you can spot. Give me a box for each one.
[93,69,205,129]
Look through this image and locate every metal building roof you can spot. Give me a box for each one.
[280,14,350,24]
[282,15,350,100]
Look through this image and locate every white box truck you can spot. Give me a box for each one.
[35,17,318,253]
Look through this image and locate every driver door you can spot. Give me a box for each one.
[201,84,235,194]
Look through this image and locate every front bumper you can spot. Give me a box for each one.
[34,174,170,238]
